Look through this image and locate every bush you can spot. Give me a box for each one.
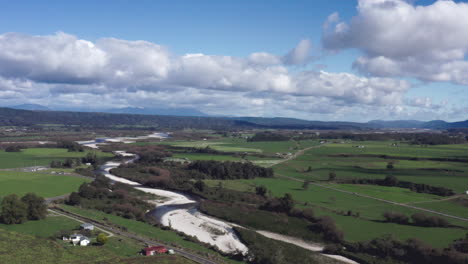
[411,213,449,227]
[5,145,21,152]
[383,211,409,224]
[96,233,108,245]
[309,216,344,243]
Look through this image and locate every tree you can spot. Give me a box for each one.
[194,179,205,192]
[280,193,295,213]
[386,162,394,169]
[302,180,310,190]
[5,145,21,152]
[21,193,47,220]
[66,192,81,205]
[383,175,398,186]
[306,166,312,172]
[96,233,108,245]
[255,185,268,197]
[328,172,337,181]
[1,194,28,224]
[383,211,408,224]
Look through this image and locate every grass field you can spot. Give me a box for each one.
[60,205,243,264]
[414,198,468,219]
[0,215,80,237]
[0,213,195,264]
[205,177,468,248]
[273,142,468,193]
[0,228,194,264]
[134,136,319,154]
[0,148,113,169]
[0,170,90,197]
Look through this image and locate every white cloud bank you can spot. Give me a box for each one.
[0,30,453,121]
[322,0,468,84]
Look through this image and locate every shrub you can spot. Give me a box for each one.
[5,145,21,152]
[411,213,449,227]
[383,211,409,224]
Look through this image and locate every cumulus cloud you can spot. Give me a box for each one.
[0,31,424,120]
[322,0,468,84]
[282,39,313,65]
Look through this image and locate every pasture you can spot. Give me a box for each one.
[0,148,113,169]
[134,136,319,154]
[0,228,193,264]
[205,177,468,248]
[0,170,90,197]
[273,141,468,193]
[60,205,244,264]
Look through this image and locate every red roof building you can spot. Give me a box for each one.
[143,246,168,256]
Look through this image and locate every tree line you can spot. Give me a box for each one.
[66,176,153,221]
[383,211,449,227]
[188,160,274,180]
[0,193,47,224]
[339,175,455,197]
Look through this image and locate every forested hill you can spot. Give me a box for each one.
[0,107,467,130]
[0,107,255,129]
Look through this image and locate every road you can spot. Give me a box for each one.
[48,208,222,264]
[278,174,468,222]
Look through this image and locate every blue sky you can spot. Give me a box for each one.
[0,0,467,121]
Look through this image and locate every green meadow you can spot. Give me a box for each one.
[0,170,90,198]
[134,137,319,154]
[0,148,113,169]
[273,142,468,193]
[205,177,468,248]
[60,205,243,264]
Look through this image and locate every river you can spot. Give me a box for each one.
[79,132,358,263]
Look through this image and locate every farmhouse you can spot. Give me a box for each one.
[80,223,94,231]
[66,234,91,246]
[143,246,168,256]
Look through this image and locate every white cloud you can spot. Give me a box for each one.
[282,39,313,65]
[0,31,429,121]
[322,0,468,84]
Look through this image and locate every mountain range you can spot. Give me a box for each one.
[1,106,467,130]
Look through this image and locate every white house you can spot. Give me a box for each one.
[69,234,91,246]
[80,223,94,231]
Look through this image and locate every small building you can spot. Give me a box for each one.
[143,246,168,256]
[80,223,94,231]
[69,234,91,246]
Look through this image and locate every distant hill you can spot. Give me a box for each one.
[9,104,50,111]
[0,107,252,129]
[367,120,425,129]
[106,107,208,117]
[0,107,466,130]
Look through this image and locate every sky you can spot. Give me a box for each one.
[0,0,467,121]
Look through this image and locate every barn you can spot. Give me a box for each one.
[143,246,168,256]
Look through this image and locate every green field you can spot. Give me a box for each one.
[0,215,80,237]
[0,213,195,264]
[0,170,90,198]
[135,137,319,154]
[273,142,468,193]
[413,198,468,219]
[0,148,113,169]
[0,228,193,264]
[60,205,243,264]
[206,177,468,248]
